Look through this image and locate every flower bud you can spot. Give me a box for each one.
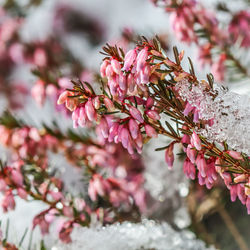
[122,49,137,71]
[111,59,121,74]
[145,124,158,138]
[191,131,202,151]
[165,143,174,169]
[129,106,144,123]
[129,119,139,139]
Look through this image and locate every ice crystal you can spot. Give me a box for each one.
[176,79,250,155]
[52,219,214,250]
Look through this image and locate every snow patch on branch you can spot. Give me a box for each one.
[176,79,250,155]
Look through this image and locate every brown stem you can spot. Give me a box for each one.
[218,205,249,250]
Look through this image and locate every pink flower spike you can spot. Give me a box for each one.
[191,131,202,151]
[122,49,137,71]
[145,124,158,138]
[85,99,96,121]
[111,59,121,74]
[129,106,144,123]
[165,143,174,169]
[129,119,139,139]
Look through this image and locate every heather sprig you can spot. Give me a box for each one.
[58,37,250,213]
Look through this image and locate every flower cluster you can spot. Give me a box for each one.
[0,112,146,242]
[59,38,250,214]
[150,0,250,82]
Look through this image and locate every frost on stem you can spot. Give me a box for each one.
[53,219,214,250]
[176,79,250,155]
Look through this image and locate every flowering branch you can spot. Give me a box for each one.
[58,37,250,214]
[150,0,250,82]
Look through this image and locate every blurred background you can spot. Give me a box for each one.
[0,0,249,249]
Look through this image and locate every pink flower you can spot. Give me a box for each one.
[59,221,73,243]
[72,107,80,128]
[191,131,201,151]
[100,60,109,77]
[186,144,196,163]
[108,122,119,142]
[229,11,250,48]
[120,127,130,148]
[196,154,207,178]
[33,48,47,67]
[99,118,109,139]
[136,48,148,72]
[183,102,194,116]
[103,97,115,111]
[146,110,160,120]
[129,106,144,123]
[129,119,139,139]
[111,59,121,74]
[146,97,154,109]
[2,191,15,212]
[11,169,23,186]
[183,158,196,180]
[9,42,24,63]
[57,90,69,105]
[88,174,108,201]
[31,80,46,107]
[181,134,190,146]
[165,143,174,169]
[85,99,96,121]
[119,74,127,91]
[17,188,27,199]
[122,49,137,71]
[93,96,101,109]
[230,185,238,202]
[145,124,158,138]
[78,107,87,127]
[234,174,246,183]
[227,150,243,160]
